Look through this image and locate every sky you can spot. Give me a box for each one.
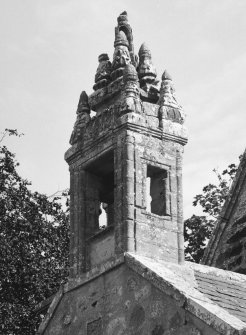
[1,0,246,218]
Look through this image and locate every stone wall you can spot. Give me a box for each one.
[43,264,219,335]
[65,97,187,277]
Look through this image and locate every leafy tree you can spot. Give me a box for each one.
[0,129,70,335]
[184,163,238,263]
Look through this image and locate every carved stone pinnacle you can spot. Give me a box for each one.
[93,53,112,91]
[77,91,90,114]
[138,42,157,88]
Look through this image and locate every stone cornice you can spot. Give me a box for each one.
[65,118,188,166]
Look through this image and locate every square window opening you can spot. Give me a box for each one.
[86,151,114,232]
[146,165,169,216]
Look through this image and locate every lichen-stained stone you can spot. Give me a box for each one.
[38,254,246,335]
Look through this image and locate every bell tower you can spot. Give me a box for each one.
[65,12,188,279]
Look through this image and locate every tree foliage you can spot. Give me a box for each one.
[184,163,238,263]
[0,130,70,334]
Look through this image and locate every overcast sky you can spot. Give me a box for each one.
[1,0,246,218]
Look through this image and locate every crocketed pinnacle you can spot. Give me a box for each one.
[138,42,157,86]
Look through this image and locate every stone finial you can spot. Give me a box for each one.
[77,91,90,114]
[158,70,185,125]
[111,29,131,80]
[70,91,91,145]
[93,53,112,91]
[138,43,157,88]
[113,11,136,75]
[117,11,128,24]
[116,11,136,66]
[158,70,178,107]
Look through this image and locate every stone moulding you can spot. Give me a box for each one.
[65,125,187,166]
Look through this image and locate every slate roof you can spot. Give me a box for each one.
[193,265,246,323]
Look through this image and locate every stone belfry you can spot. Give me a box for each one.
[65,11,187,279]
[39,12,246,335]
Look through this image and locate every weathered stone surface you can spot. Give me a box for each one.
[158,71,185,126]
[89,229,115,267]
[64,72,187,276]
[37,10,246,335]
[138,43,157,88]
[38,254,246,334]
[93,53,112,91]
[69,91,91,145]
[40,264,186,334]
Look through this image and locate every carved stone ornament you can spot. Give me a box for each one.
[158,70,180,108]
[117,11,137,67]
[77,90,90,114]
[138,43,157,86]
[117,11,128,25]
[69,91,91,145]
[158,70,185,125]
[93,53,112,91]
[111,30,131,80]
[120,64,142,114]
[112,45,131,69]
